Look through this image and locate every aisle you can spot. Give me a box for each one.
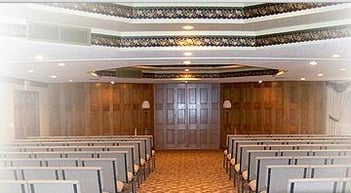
[138,150,236,193]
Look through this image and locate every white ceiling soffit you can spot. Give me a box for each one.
[0,2,350,83]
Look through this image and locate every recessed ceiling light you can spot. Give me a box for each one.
[309,61,318,65]
[90,72,98,77]
[340,68,346,71]
[69,79,73,82]
[182,25,194,30]
[258,80,263,83]
[276,70,285,76]
[50,75,57,79]
[331,54,341,58]
[300,77,306,81]
[185,81,188,84]
[317,73,324,77]
[28,69,34,73]
[183,52,193,56]
[183,60,191,65]
[185,68,189,72]
[110,81,115,84]
[58,63,65,66]
[35,54,44,60]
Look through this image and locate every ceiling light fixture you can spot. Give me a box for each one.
[258,80,263,84]
[300,77,306,81]
[58,63,65,66]
[69,79,73,82]
[317,73,324,77]
[90,71,98,77]
[309,61,318,65]
[331,54,341,58]
[185,68,189,72]
[276,70,285,76]
[183,60,191,65]
[340,68,346,71]
[183,52,193,56]
[34,54,44,60]
[28,69,34,73]
[50,75,57,79]
[110,81,115,84]
[182,25,194,30]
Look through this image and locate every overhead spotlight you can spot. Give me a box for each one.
[258,80,263,84]
[69,79,73,82]
[275,70,285,76]
[50,75,57,79]
[183,52,193,56]
[331,54,341,58]
[340,68,346,71]
[183,60,191,65]
[182,25,194,30]
[300,77,306,81]
[110,81,115,85]
[185,68,189,72]
[28,69,34,73]
[34,54,44,60]
[58,63,65,66]
[317,73,324,77]
[309,61,317,65]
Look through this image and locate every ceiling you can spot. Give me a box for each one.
[0,2,350,84]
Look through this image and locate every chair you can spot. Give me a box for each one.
[28,180,81,193]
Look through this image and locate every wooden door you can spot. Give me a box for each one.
[14,90,40,138]
[155,84,219,149]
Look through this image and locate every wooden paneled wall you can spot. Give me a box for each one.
[220,81,326,147]
[48,83,154,136]
[14,91,40,138]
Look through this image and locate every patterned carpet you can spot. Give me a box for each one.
[138,150,236,193]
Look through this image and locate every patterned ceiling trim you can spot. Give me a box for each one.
[256,24,351,46]
[91,34,256,47]
[143,69,279,79]
[91,24,351,48]
[1,23,351,48]
[95,69,279,79]
[40,3,337,19]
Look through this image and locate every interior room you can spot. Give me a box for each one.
[0,1,350,193]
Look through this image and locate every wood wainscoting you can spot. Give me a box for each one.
[220,81,326,148]
[154,84,220,149]
[48,83,154,136]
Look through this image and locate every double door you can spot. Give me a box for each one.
[154,84,219,149]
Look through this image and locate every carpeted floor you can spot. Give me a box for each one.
[138,150,236,193]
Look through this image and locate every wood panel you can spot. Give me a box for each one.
[48,83,154,136]
[220,81,326,148]
[154,84,219,149]
[14,91,40,138]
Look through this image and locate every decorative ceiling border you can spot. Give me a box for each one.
[1,23,351,47]
[95,69,280,79]
[40,3,338,20]
[91,24,351,47]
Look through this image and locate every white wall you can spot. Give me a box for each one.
[0,80,49,144]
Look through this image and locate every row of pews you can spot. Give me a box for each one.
[224,134,351,193]
[0,135,155,193]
